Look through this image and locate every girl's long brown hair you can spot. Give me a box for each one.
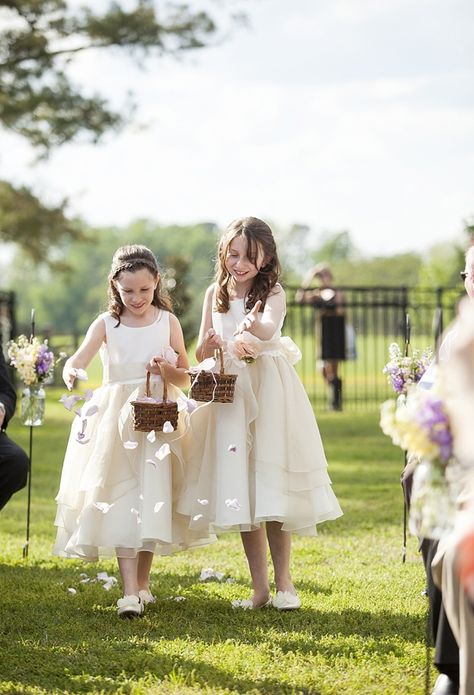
[214,217,281,313]
[107,245,172,325]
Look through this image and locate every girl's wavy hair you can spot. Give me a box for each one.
[214,217,281,313]
[107,245,172,325]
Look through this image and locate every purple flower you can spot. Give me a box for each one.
[414,394,453,462]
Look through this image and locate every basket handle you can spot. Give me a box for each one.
[216,347,225,375]
[146,363,168,401]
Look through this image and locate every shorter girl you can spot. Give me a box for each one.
[54,245,212,617]
[179,217,343,609]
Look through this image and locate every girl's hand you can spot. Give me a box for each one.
[63,365,78,391]
[234,301,262,336]
[146,356,166,374]
[203,328,224,354]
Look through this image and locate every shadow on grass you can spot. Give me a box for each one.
[0,563,425,694]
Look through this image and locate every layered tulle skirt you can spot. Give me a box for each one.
[54,378,214,560]
[178,346,343,536]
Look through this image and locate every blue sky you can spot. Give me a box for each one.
[2,0,474,256]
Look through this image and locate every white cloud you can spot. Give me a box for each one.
[0,0,473,255]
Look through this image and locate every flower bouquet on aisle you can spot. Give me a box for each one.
[383,342,433,396]
[8,335,65,426]
[380,383,456,539]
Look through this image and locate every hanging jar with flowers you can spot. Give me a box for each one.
[7,335,64,427]
[380,384,456,539]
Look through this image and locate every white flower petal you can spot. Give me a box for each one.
[93,502,114,514]
[146,458,157,468]
[177,396,188,412]
[228,444,237,453]
[186,399,198,414]
[154,501,165,513]
[146,430,156,443]
[197,498,209,506]
[162,420,174,433]
[155,443,170,460]
[123,440,139,449]
[192,514,203,521]
[225,498,242,511]
[67,587,77,595]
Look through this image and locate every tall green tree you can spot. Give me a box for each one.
[0,0,243,263]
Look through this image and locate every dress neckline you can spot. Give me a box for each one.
[118,309,163,329]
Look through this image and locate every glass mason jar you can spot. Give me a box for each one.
[21,384,46,427]
[409,459,454,540]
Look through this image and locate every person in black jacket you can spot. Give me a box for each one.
[0,348,29,511]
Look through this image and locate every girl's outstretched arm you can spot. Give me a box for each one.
[62,316,106,390]
[234,285,286,341]
[146,313,190,389]
[195,284,223,362]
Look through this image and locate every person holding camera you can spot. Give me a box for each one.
[296,263,346,410]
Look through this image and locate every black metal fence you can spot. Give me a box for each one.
[1,287,463,410]
[286,285,463,411]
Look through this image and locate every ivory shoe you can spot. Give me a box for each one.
[138,589,156,605]
[116,594,144,618]
[231,596,272,610]
[272,591,301,611]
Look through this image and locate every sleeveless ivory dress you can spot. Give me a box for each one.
[54,311,214,560]
[178,293,343,535]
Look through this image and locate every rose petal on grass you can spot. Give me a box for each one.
[67,587,77,595]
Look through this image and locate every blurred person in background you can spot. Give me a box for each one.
[296,263,347,410]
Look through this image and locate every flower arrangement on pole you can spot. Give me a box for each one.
[383,342,432,396]
[8,334,65,426]
[380,380,456,539]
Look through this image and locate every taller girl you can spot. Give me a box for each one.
[180,217,343,609]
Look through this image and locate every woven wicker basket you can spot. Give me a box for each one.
[189,347,237,403]
[131,365,179,432]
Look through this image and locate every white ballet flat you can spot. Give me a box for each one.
[116,594,144,618]
[272,591,301,611]
[138,589,156,605]
[231,596,272,610]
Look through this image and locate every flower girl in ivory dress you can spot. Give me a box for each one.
[54,245,213,617]
[179,217,343,610]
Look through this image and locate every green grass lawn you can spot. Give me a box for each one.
[0,391,432,695]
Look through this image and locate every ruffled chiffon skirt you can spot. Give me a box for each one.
[54,378,214,560]
[178,353,343,536]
